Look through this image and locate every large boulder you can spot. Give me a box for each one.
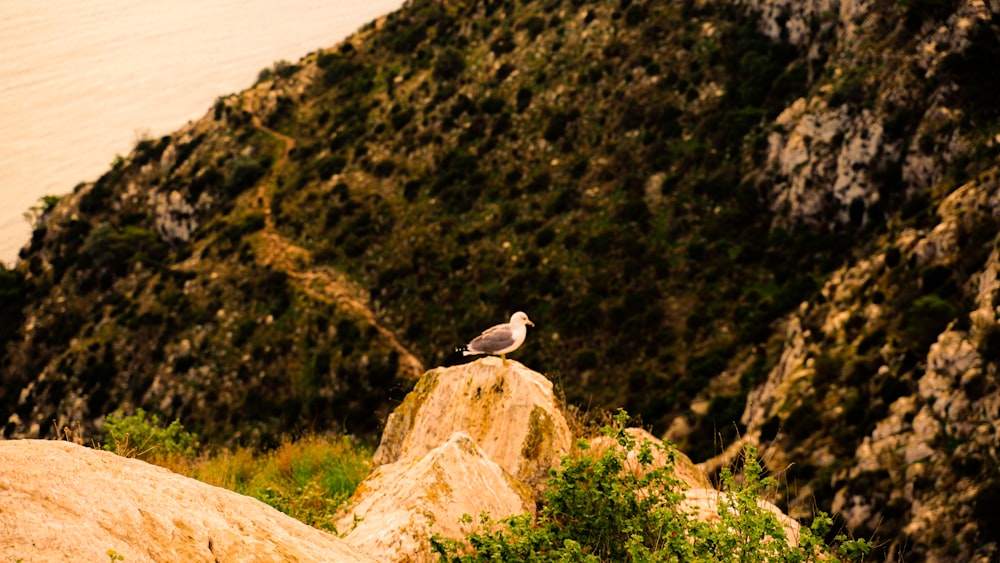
[337,359,803,561]
[338,358,572,562]
[335,432,533,562]
[0,440,373,563]
[372,358,573,494]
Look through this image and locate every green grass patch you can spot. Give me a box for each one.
[184,434,371,532]
[102,410,371,532]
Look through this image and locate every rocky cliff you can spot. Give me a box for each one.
[2,0,999,560]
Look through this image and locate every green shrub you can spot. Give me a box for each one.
[434,47,466,80]
[103,408,200,461]
[0,266,24,347]
[318,155,348,179]
[433,410,869,562]
[319,53,362,87]
[902,294,957,352]
[83,224,169,283]
[374,159,397,178]
[225,158,267,197]
[273,60,299,79]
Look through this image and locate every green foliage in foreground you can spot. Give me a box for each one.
[101,410,370,532]
[103,408,200,460]
[433,411,870,563]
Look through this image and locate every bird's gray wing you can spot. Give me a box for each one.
[468,324,515,353]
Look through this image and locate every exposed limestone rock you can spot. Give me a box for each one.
[335,359,570,562]
[913,0,996,78]
[372,358,572,495]
[335,433,533,562]
[740,165,1000,559]
[742,315,813,433]
[339,360,814,561]
[763,96,894,226]
[742,0,845,46]
[149,188,197,243]
[588,426,712,490]
[746,0,997,238]
[0,440,373,563]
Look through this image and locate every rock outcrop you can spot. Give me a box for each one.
[740,171,1000,561]
[336,359,804,562]
[371,358,573,494]
[0,440,373,563]
[336,358,569,561]
[334,432,533,561]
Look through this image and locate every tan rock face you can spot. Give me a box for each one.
[372,358,573,494]
[0,440,373,563]
[335,433,533,562]
[338,358,572,562]
[340,360,810,561]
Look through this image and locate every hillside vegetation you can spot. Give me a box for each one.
[2,0,1000,560]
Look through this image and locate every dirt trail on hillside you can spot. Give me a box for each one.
[245,94,423,379]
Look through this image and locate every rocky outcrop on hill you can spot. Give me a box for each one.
[0,440,373,563]
[335,431,533,562]
[739,172,1000,562]
[725,2,1000,559]
[371,358,573,494]
[335,359,566,561]
[336,359,804,562]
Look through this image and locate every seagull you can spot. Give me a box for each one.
[457,311,535,365]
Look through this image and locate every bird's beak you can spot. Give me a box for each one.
[527,320,535,327]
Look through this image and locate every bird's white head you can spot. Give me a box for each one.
[511,311,535,327]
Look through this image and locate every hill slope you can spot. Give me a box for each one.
[2,0,1000,559]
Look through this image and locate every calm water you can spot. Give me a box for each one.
[0,0,403,266]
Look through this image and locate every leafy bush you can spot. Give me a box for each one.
[902,294,957,352]
[79,181,115,216]
[225,158,268,197]
[318,155,348,179]
[0,266,24,348]
[319,53,362,86]
[83,224,169,285]
[434,47,466,81]
[103,408,200,461]
[433,411,869,562]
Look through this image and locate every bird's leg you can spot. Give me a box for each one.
[501,353,508,366]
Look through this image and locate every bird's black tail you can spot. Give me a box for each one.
[454,345,469,354]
